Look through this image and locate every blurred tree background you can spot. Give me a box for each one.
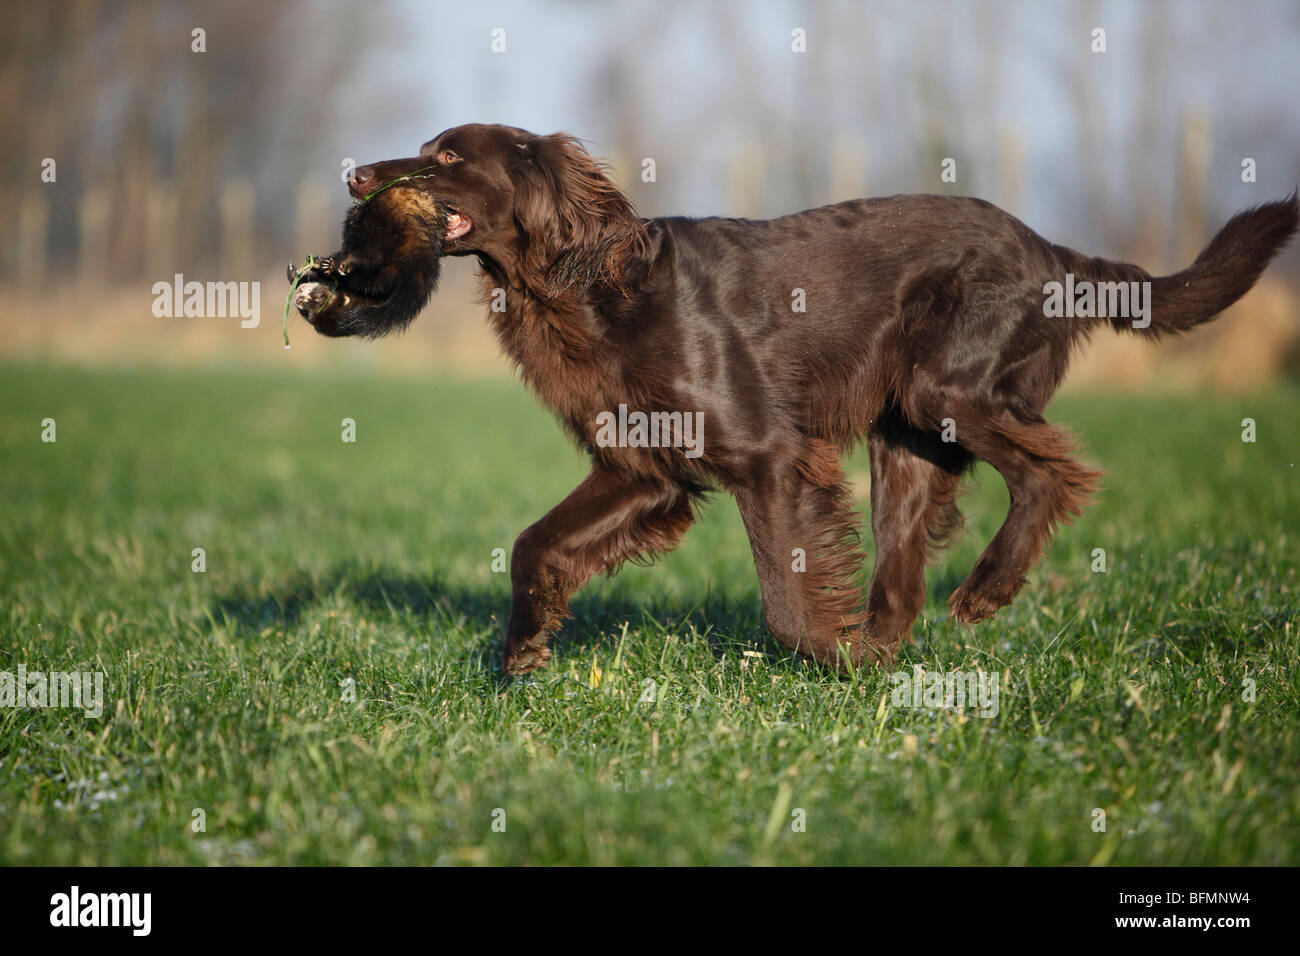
[1,0,373,280]
[2,0,1298,386]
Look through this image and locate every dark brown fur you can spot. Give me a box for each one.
[292,185,447,338]
[315,123,1298,675]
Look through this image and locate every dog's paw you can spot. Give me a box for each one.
[503,633,553,676]
[843,629,900,669]
[948,578,1015,625]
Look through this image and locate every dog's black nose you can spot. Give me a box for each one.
[347,164,375,198]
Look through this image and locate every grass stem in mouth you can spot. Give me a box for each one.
[282,254,336,348]
[361,164,440,202]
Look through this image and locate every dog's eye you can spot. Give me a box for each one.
[438,150,462,165]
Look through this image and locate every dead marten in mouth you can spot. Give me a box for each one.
[289,186,448,338]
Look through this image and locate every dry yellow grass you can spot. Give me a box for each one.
[1,267,1295,393]
[0,258,509,378]
[1064,275,1298,393]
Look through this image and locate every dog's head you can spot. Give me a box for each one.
[346,124,647,297]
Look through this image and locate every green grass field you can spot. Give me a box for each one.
[0,361,1296,865]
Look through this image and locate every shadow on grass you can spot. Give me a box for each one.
[203,563,802,685]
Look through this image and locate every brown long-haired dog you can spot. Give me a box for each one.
[293,123,1298,675]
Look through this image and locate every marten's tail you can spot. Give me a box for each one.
[1058,192,1298,339]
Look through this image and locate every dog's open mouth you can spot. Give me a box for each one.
[444,208,472,240]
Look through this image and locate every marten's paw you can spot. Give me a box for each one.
[311,255,357,277]
[288,252,355,284]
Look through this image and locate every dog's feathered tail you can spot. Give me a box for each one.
[1058,192,1298,339]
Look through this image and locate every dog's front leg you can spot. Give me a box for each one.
[503,462,698,675]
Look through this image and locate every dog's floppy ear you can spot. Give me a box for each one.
[510,133,647,297]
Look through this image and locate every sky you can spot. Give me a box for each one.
[311,0,1299,253]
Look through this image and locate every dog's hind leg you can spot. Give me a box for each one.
[731,439,869,668]
[503,462,700,675]
[862,419,971,659]
[943,403,1100,624]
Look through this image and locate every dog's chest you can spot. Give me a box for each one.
[495,301,625,444]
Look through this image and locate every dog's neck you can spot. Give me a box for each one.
[476,270,621,445]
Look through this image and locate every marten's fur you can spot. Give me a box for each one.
[290,186,447,338]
